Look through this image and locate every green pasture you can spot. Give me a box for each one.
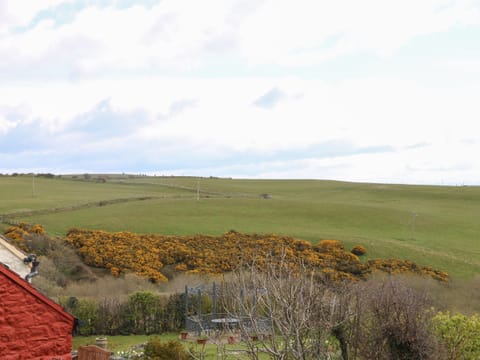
[1,175,480,278]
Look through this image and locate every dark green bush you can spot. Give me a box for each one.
[60,297,98,335]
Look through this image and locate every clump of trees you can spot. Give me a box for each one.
[59,291,185,336]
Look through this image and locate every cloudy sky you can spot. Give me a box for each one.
[1,0,480,184]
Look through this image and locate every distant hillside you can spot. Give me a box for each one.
[1,174,480,278]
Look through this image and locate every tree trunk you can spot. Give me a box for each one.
[332,326,349,360]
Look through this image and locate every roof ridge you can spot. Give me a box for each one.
[0,234,28,261]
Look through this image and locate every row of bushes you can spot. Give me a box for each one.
[60,291,186,336]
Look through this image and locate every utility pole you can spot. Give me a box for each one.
[32,173,35,198]
[196,177,200,201]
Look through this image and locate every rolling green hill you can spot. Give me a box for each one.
[1,174,479,278]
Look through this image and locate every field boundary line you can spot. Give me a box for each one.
[0,196,161,223]
[0,192,260,226]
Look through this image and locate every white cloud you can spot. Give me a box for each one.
[1,75,479,151]
[248,142,480,185]
[3,0,478,78]
[1,0,480,183]
[0,0,67,30]
[0,0,245,77]
[239,0,480,66]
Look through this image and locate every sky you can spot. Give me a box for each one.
[1,0,480,185]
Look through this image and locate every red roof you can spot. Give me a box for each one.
[0,262,74,323]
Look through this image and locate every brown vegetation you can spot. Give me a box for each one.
[4,222,46,251]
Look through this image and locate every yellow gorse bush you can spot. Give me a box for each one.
[64,229,449,283]
[351,245,367,256]
[4,222,46,251]
[3,224,449,283]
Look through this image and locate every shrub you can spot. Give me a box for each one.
[315,239,345,252]
[23,233,52,256]
[351,245,367,256]
[432,311,480,360]
[4,223,46,251]
[59,297,98,335]
[96,297,125,335]
[64,229,448,283]
[123,291,163,335]
[353,278,441,359]
[163,293,185,332]
[367,259,449,282]
[143,338,195,360]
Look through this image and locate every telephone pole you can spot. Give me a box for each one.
[196,178,200,201]
[32,173,35,197]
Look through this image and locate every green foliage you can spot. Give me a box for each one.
[432,312,480,360]
[163,293,186,332]
[61,292,185,336]
[60,297,99,336]
[143,338,195,360]
[125,292,164,335]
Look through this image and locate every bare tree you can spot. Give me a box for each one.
[347,276,442,360]
[324,282,360,360]
[221,256,347,359]
[218,257,443,360]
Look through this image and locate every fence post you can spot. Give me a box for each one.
[197,288,202,336]
[185,285,189,330]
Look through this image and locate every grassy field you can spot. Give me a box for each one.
[1,174,480,278]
